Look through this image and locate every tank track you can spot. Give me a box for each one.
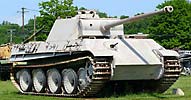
[156,57,181,92]
[10,56,112,97]
[0,63,11,81]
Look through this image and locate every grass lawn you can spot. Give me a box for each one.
[0,76,191,100]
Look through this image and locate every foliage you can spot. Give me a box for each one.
[98,11,108,18]
[148,0,191,49]
[0,21,23,44]
[25,18,41,34]
[123,17,151,35]
[122,11,152,35]
[24,17,48,41]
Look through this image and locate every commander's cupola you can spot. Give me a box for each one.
[75,10,100,19]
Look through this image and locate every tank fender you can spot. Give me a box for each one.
[153,49,179,57]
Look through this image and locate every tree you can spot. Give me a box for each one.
[0,21,23,44]
[148,0,191,49]
[121,13,152,35]
[97,11,108,18]
[24,16,47,41]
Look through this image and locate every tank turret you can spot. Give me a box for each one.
[46,6,173,43]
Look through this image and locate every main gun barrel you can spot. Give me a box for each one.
[100,6,173,33]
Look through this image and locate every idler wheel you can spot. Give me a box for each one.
[62,69,78,94]
[47,68,61,94]
[32,69,46,93]
[19,69,32,92]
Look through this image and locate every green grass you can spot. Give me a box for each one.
[0,76,191,100]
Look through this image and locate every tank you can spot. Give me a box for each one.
[0,44,11,81]
[10,6,181,97]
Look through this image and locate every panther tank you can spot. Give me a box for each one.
[10,6,181,97]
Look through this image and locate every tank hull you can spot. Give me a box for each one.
[10,38,175,81]
[10,40,181,97]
